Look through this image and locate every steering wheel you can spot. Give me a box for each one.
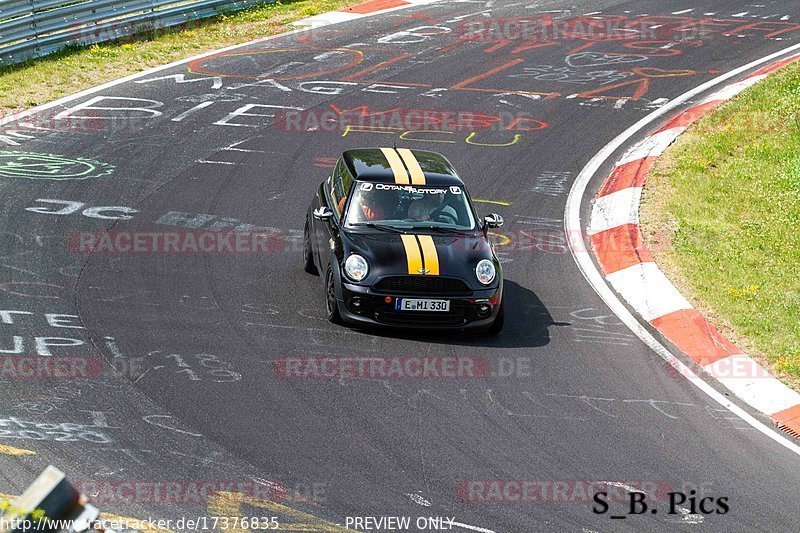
[430,204,458,225]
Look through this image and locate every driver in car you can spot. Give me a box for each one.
[345,188,385,222]
[408,192,457,224]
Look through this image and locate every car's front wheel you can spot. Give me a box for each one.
[303,217,318,275]
[325,268,342,324]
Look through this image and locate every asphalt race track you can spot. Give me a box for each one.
[2,0,800,531]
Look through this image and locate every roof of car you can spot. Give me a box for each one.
[342,148,464,186]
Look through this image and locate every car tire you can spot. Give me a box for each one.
[303,217,318,275]
[487,300,504,335]
[325,268,342,324]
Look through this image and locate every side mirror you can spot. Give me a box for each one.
[483,213,504,229]
[313,207,334,221]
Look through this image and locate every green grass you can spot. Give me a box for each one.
[641,61,800,389]
[0,0,352,114]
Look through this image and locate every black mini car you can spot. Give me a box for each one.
[304,147,504,333]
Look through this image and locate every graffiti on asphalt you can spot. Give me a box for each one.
[0,151,114,180]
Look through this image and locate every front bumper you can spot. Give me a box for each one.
[336,280,502,330]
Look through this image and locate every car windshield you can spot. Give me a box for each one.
[343,182,476,231]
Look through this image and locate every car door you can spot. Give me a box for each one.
[314,158,350,273]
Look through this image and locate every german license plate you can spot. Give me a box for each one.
[395,298,450,312]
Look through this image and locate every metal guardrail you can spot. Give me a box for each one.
[0,0,270,66]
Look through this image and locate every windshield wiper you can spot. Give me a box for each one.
[351,222,406,234]
[407,225,467,234]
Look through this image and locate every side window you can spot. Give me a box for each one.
[330,159,352,217]
[341,164,353,198]
[327,160,342,216]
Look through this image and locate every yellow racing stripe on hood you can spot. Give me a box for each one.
[380,147,410,184]
[416,235,439,275]
[396,148,426,185]
[400,234,423,274]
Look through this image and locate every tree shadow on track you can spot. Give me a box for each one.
[356,280,567,349]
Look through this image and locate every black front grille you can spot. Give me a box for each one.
[374,276,471,295]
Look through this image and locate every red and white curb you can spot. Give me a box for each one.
[588,55,800,440]
[292,0,439,28]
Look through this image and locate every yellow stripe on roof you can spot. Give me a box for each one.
[380,147,410,184]
[396,148,426,185]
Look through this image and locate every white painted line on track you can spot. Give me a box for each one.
[701,75,766,103]
[451,521,496,533]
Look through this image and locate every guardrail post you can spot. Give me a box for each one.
[29,0,41,57]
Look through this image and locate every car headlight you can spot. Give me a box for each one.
[476,259,496,285]
[344,254,369,282]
